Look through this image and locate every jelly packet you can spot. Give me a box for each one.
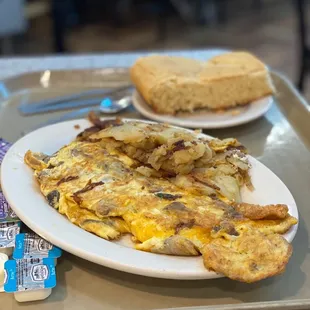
[13,233,62,260]
[0,192,19,223]
[4,258,56,293]
[0,222,20,250]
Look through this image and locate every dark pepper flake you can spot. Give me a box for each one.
[57,175,79,186]
[72,180,104,205]
[212,225,221,232]
[166,150,173,158]
[88,138,102,143]
[250,262,259,271]
[160,171,177,178]
[40,154,51,163]
[222,221,240,235]
[226,226,239,236]
[212,222,239,236]
[88,112,123,129]
[164,201,188,212]
[77,126,101,139]
[192,176,220,191]
[72,195,82,205]
[76,116,123,141]
[209,193,219,200]
[46,190,60,208]
[175,219,195,234]
[74,180,104,195]
[155,192,182,200]
[224,206,244,220]
[172,140,187,152]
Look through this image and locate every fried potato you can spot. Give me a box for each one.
[89,121,215,176]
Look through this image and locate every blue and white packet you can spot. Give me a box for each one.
[13,233,62,260]
[0,138,10,163]
[0,195,19,223]
[0,139,58,300]
[4,258,56,292]
[0,138,19,224]
[0,222,20,249]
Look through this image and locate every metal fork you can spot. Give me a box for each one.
[19,85,133,115]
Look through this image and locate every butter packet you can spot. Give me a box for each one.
[0,222,21,249]
[13,233,62,260]
[4,258,56,293]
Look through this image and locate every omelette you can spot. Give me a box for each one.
[24,118,297,283]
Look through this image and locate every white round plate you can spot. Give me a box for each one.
[1,119,298,280]
[132,90,273,129]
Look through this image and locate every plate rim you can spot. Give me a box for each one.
[0,118,298,280]
[132,90,273,129]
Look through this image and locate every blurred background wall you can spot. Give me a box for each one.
[0,0,309,98]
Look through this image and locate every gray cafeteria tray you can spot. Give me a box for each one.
[0,69,310,310]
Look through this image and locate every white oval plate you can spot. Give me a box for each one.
[132,90,273,129]
[1,119,298,280]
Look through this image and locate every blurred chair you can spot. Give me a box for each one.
[50,0,264,53]
[50,0,173,52]
[0,0,27,54]
[51,0,77,53]
[134,0,173,41]
[294,0,309,92]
